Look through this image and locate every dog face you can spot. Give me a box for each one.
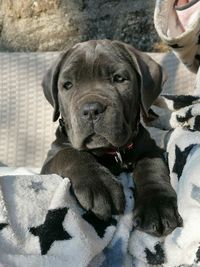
[58,41,140,150]
[42,40,165,150]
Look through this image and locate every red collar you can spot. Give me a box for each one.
[105,143,134,156]
[59,117,135,166]
[104,143,134,165]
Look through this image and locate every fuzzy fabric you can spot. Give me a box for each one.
[1,114,200,267]
[154,0,200,73]
[130,1,200,266]
[131,95,200,267]
[0,170,135,267]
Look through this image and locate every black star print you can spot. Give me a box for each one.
[163,95,199,110]
[28,181,46,193]
[176,108,192,123]
[29,208,72,255]
[194,116,200,131]
[168,43,183,49]
[195,54,200,64]
[173,144,195,180]
[196,245,200,263]
[82,211,117,238]
[0,223,8,231]
[145,243,165,265]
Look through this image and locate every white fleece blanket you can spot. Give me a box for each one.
[0,169,135,267]
[1,98,200,267]
[131,97,200,267]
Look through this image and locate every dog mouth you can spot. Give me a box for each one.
[84,133,110,149]
[83,127,133,150]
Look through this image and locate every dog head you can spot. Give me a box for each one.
[42,40,165,150]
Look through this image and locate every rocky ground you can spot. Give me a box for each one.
[0,0,169,52]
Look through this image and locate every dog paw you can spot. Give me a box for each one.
[133,194,183,236]
[71,171,125,221]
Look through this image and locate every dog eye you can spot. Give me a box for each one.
[113,74,126,83]
[63,81,73,90]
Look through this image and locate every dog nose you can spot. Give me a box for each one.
[82,102,106,120]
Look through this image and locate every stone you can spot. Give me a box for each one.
[0,0,164,52]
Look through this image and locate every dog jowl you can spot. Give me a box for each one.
[41,40,182,236]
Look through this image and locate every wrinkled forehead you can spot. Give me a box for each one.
[61,41,133,77]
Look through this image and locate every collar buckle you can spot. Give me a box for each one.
[114,151,123,165]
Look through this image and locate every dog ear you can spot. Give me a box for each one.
[113,41,166,119]
[128,45,166,118]
[42,52,68,122]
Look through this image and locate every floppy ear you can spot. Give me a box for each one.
[113,41,166,119]
[42,52,68,122]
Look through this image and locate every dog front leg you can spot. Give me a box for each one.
[41,147,125,220]
[132,127,182,236]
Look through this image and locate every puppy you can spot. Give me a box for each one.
[41,40,181,236]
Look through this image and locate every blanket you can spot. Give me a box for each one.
[0,170,135,267]
[1,96,200,267]
[154,0,200,74]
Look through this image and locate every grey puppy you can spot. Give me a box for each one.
[41,40,182,236]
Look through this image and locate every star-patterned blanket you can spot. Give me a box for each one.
[131,94,200,267]
[0,169,135,267]
[1,99,200,267]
